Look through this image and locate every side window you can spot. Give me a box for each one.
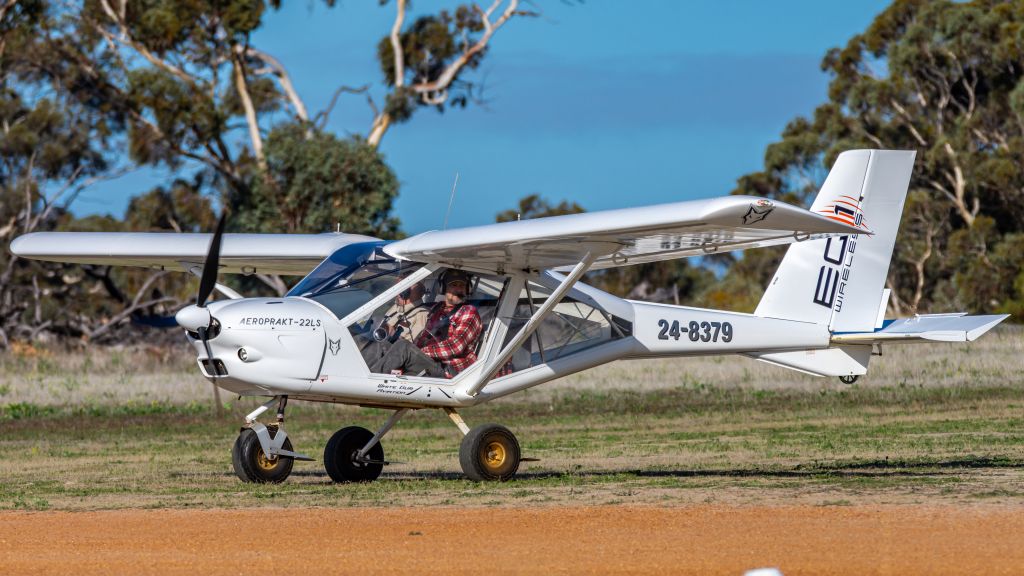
[500,281,628,376]
[306,258,423,320]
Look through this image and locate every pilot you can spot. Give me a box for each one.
[369,270,482,378]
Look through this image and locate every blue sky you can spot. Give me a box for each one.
[75,0,893,235]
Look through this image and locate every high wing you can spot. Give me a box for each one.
[9,232,378,276]
[384,195,863,274]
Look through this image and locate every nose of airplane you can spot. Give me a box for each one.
[175,304,213,332]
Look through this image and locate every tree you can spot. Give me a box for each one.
[0,0,144,347]
[2,0,532,345]
[369,0,534,146]
[725,0,1024,319]
[239,125,399,237]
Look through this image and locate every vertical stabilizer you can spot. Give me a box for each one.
[754,149,915,332]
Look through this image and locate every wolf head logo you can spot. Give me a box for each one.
[742,202,774,225]
[328,338,341,356]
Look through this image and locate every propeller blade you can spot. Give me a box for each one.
[196,212,227,307]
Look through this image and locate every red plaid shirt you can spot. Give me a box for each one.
[416,303,482,377]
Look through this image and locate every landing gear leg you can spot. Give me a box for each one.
[232,395,312,484]
[447,407,522,482]
[324,408,409,483]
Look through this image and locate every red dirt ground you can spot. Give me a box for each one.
[2,505,1022,575]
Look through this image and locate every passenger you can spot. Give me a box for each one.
[382,281,429,343]
[369,270,482,378]
[359,281,429,365]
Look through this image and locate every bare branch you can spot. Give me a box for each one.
[232,44,265,171]
[886,277,905,316]
[909,226,934,312]
[390,0,407,89]
[942,141,973,226]
[245,47,309,122]
[368,0,528,147]
[96,0,197,86]
[889,98,928,147]
[0,0,18,60]
[0,0,18,24]
[87,296,178,340]
[314,84,370,129]
[412,0,522,96]
[255,273,288,296]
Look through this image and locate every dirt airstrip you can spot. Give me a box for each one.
[1,505,1022,575]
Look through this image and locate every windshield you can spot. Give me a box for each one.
[288,242,424,319]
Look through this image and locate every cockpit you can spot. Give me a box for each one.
[289,241,631,381]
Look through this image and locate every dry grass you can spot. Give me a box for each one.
[2,325,1019,407]
[0,326,1021,511]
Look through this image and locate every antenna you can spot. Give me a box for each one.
[442,172,459,230]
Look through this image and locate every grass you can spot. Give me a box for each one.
[0,326,1022,510]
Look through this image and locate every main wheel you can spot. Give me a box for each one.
[232,427,294,484]
[459,423,521,481]
[323,426,384,483]
[839,375,860,385]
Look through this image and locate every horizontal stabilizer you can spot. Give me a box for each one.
[830,313,1010,344]
[744,346,872,378]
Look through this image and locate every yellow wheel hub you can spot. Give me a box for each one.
[484,441,507,469]
[255,449,279,471]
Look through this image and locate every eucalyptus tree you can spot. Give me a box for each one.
[1,0,533,346]
[726,0,1024,318]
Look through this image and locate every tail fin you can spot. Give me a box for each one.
[755,149,916,332]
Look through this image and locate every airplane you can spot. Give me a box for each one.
[10,149,1008,484]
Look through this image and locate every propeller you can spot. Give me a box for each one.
[175,213,227,355]
[196,212,227,308]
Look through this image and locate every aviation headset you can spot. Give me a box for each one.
[439,269,473,295]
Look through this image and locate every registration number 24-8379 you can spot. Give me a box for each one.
[656,319,734,343]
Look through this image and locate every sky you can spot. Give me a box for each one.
[75,0,894,235]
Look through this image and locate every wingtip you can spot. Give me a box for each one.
[8,232,38,257]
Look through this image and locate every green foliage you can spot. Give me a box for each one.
[377,5,495,122]
[126,177,217,233]
[3,1,522,345]
[495,194,583,222]
[239,123,400,236]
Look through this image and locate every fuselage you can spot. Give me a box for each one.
[188,242,833,408]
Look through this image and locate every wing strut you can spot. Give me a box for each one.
[179,261,244,300]
[462,252,596,398]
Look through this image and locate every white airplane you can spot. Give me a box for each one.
[11,150,1007,484]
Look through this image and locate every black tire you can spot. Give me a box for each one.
[839,375,860,385]
[459,423,520,481]
[232,427,294,484]
[323,426,384,483]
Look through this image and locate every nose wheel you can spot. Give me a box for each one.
[459,423,521,481]
[232,428,294,484]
